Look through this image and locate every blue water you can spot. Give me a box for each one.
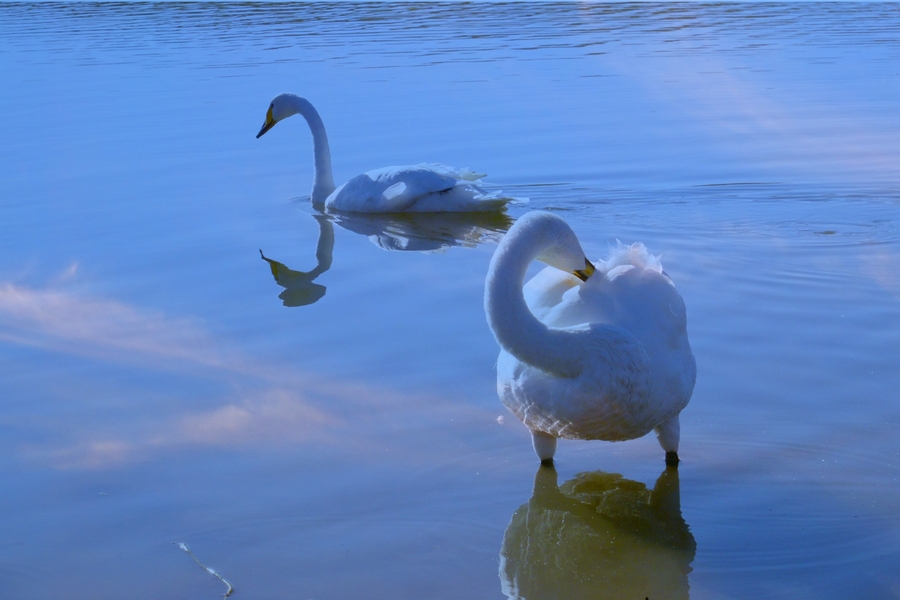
[2,3,900,598]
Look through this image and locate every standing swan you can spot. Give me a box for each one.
[484,211,695,466]
[257,94,518,213]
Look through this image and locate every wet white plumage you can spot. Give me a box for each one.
[484,211,695,463]
[257,94,517,213]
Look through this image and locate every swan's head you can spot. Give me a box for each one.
[511,211,596,282]
[256,93,301,139]
[573,258,595,282]
[542,246,595,282]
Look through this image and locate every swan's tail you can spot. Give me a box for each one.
[601,242,664,276]
[457,167,487,181]
[471,190,528,212]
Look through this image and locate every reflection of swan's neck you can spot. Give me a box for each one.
[485,224,583,378]
[312,214,335,276]
[288,96,336,207]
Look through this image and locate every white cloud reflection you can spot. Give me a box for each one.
[603,47,900,183]
[860,248,900,301]
[0,282,238,372]
[26,389,339,470]
[1,282,490,470]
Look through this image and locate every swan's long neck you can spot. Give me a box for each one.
[289,96,336,207]
[485,228,584,379]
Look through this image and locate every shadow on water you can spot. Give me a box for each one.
[500,465,695,600]
[260,210,512,306]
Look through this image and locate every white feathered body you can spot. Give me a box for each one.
[497,243,695,442]
[257,94,521,213]
[325,163,513,213]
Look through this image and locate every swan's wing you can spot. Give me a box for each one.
[326,166,457,212]
[326,164,519,213]
[603,242,665,277]
[403,185,518,213]
[523,265,581,321]
[373,166,462,208]
[416,163,486,181]
[575,262,696,418]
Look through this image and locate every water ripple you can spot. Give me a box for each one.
[4,3,900,69]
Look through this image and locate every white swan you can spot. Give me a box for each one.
[257,94,518,213]
[484,211,696,465]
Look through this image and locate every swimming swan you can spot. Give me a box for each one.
[484,211,695,465]
[257,94,518,213]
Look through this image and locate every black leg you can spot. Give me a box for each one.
[665,451,680,466]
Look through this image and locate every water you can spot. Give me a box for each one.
[2,3,900,598]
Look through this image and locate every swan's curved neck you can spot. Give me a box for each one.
[288,96,336,207]
[485,230,584,378]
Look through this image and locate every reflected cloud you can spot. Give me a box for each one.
[330,210,512,252]
[635,7,900,185]
[590,20,900,183]
[860,248,900,301]
[29,388,339,470]
[500,465,695,600]
[260,213,334,307]
[1,275,495,469]
[161,388,337,448]
[0,282,238,371]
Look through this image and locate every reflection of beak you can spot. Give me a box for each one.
[573,258,595,282]
[259,249,282,277]
[256,107,276,139]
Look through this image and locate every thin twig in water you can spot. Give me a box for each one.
[175,542,234,598]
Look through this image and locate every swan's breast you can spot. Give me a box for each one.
[498,324,657,441]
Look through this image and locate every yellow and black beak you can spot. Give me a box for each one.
[256,107,276,139]
[573,258,595,282]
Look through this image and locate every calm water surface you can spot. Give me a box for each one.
[2,3,900,598]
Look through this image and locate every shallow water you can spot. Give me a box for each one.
[2,3,900,598]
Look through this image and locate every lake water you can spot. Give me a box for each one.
[2,3,900,598]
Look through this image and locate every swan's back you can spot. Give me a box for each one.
[325,164,513,213]
[557,245,691,385]
[501,242,695,442]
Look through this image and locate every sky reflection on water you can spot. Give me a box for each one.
[2,3,900,599]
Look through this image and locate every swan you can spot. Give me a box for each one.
[484,211,695,465]
[256,94,519,213]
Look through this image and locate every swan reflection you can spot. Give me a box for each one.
[500,465,695,600]
[331,210,512,252]
[260,213,334,307]
[261,210,511,306]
